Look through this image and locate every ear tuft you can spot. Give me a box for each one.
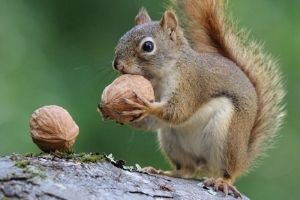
[135,7,151,25]
[160,10,178,32]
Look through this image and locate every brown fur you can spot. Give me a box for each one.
[112,1,285,195]
[171,0,286,167]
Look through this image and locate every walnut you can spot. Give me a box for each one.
[30,105,79,152]
[99,74,154,124]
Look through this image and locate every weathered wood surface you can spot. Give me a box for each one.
[0,154,249,200]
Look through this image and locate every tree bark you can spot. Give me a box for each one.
[0,154,249,200]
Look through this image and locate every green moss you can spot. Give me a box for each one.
[24,152,48,157]
[15,160,30,169]
[51,152,105,163]
[79,153,104,163]
[21,152,105,165]
[24,152,38,157]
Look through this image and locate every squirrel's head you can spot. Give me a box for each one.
[113,8,186,81]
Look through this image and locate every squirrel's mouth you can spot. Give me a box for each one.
[116,68,136,76]
[113,62,154,82]
[116,68,153,80]
[121,71,153,81]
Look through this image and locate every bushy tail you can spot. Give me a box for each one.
[170,0,286,165]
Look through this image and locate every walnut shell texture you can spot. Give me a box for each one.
[30,105,79,152]
[100,74,154,124]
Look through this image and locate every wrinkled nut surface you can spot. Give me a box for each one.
[100,74,154,124]
[30,105,79,152]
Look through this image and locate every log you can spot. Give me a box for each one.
[0,153,249,200]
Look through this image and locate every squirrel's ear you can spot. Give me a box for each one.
[160,10,178,41]
[135,8,151,25]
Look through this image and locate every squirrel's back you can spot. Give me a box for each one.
[171,0,286,166]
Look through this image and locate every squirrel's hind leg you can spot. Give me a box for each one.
[143,166,242,198]
[201,111,254,199]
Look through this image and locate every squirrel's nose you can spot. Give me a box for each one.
[112,58,124,71]
[112,58,119,70]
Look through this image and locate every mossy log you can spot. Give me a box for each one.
[0,154,249,200]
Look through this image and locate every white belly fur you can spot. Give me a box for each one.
[158,97,234,176]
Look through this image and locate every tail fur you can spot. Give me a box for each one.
[170,0,286,166]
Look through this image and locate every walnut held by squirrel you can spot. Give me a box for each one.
[110,0,285,197]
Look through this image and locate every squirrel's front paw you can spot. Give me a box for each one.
[118,92,158,122]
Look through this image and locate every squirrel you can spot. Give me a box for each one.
[111,0,285,198]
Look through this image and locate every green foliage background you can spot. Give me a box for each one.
[0,0,299,199]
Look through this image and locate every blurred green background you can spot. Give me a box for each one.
[0,0,299,199]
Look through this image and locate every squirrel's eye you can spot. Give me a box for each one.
[142,41,154,52]
[139,37,156,55]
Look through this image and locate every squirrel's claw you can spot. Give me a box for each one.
[132,91,163,116]
[121,98,146,110]
[203,178,242,199]
[118,92,161,123]
[117,95,149,122]
[142,166,174,176]
[132,91,152,107]
[122,92,153,112]
[117,108,146,122]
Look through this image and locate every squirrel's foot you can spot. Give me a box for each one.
[203,178,242,199]
[119,92,161,122]
[143,167,196,179]
[143,166,177,177]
